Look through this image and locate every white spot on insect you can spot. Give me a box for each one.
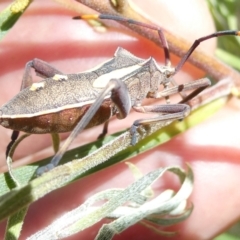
[30,82,45,91]
[69,117,73,121]
[93,63,143,88]
[52,74,68,81]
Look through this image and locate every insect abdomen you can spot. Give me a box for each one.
[0,100,112,133]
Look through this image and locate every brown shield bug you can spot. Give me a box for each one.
[1,14,239,176]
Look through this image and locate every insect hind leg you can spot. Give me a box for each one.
[6,59,64,165]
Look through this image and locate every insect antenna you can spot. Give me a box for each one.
[73,14,240,75]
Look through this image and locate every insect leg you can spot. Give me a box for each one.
[154,78,211,104]
[5,131,19,158]
[35,78,132,176]
[130,104,190,145]
[22,59,63,89]
[174,30,240,74]
[6,60,64,158]
[97,120,109,139]
[74,14,240,74]
[73,14,171,67]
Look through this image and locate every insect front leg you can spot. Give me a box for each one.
[130,104,190,145]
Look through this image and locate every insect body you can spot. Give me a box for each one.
[1,14,239,176]
[0,47,182,134]
[1,47,197,175]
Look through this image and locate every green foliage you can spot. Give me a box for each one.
[207,0,240,70]
[0,0,32,41]
[1,0,240,238]
[207,0,240,239]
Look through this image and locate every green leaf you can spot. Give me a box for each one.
[207,0,240,68]
[0,96,226,224]
[214,233,240,240]
[0,0,32,41]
